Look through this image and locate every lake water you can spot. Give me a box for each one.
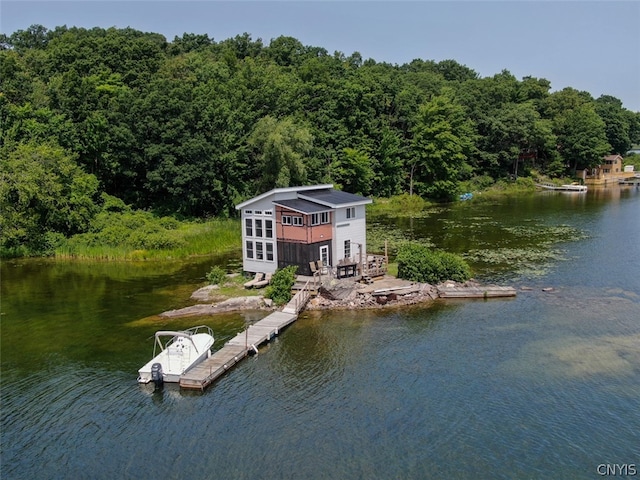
[2,187,639,479]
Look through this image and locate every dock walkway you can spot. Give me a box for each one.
[179,280,311,390]
[437,285,517,298]
[536,183,587,192]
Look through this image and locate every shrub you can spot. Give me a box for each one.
[389,193,427,213]
[367,194,432,217]
[459,175,494,193]
[265,265,298,305]
[206,266,227,286]
[396,242,471,284]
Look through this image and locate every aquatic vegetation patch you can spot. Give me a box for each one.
[504,334,640,380]
[439,217,500,233]
[462,224,589,278]
[367,222,434,258]
[464,247,567,277]
[503,225,588,244]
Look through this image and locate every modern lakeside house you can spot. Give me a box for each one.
[235,185,372,277]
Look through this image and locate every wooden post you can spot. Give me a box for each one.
[385,240,388,273]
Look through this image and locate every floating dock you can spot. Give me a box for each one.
[536,183,587,192]
[619,178,640,186]
[437,285,517,299]
[179,281,311,390]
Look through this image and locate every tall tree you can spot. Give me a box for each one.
[372,127,405,197]
[1,143,100,252]
[557,104,611,172]
[410,91,475,200]
[595,95,632,155]
[331,147,374,195]
[248,116,313,191]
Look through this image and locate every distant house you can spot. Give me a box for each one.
[582,154,625,184]
[235,185,372,276]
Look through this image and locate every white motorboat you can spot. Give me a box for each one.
[137,325,214,386]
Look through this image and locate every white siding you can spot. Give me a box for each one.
[332,205,367,266]
[241,197,278,274]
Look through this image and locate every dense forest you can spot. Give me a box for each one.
[2,25,639,255]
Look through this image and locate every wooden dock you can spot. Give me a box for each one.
[536,183,587,192]
[179,281,312,390]
[437,285,517,299]
[619,178,640,186]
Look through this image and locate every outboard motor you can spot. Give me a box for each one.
[151,363,164,388]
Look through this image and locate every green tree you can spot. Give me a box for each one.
[410,91,475,200]
[372,127,404,197]
[331,147,374,195]
[248,116,312,191]
[476,102,557,177]
[1,143,100,253]
[557,104,611,172]
[595,95,632,155]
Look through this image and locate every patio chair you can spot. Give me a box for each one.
[243,272,264,288]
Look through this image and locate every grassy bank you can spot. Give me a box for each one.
[367,193,434,217]
[459,175,538,199]
[55,214,240,261]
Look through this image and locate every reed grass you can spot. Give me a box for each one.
[367,194,434,217]
[55,218,241,261]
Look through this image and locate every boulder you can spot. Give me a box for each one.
[190,285,220,302]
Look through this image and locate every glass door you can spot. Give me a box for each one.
[319,245,329,267]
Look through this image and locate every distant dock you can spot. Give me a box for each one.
[536,183,587,192]
[179,281,312,390]
[619,177,640,186]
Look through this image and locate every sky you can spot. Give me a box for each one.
[2,1,639,112]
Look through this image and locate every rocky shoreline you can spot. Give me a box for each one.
[306,279,497,310]
[158,277,520,318]
[158,285,275,318]
[307,281,439,310]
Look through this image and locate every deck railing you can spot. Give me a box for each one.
[287,279,312,314]
[366,254,388,277]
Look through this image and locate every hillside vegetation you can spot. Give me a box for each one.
[2,25,639,256]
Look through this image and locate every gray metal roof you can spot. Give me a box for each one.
[273,198,332,214]
[235,184,334,210]
[298,189,372,207]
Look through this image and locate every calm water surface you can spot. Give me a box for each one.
[2,187,639,479]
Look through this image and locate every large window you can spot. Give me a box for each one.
[265,220,273,238]
[246,240,254,259]
[256,242,264,260]
[346,207,356,219]
[255,219,263,237]
[311,212,330,225]
[344,240,351,259]
[245,218,253,237]
[281,214,303,226]
[266,243,274,261]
